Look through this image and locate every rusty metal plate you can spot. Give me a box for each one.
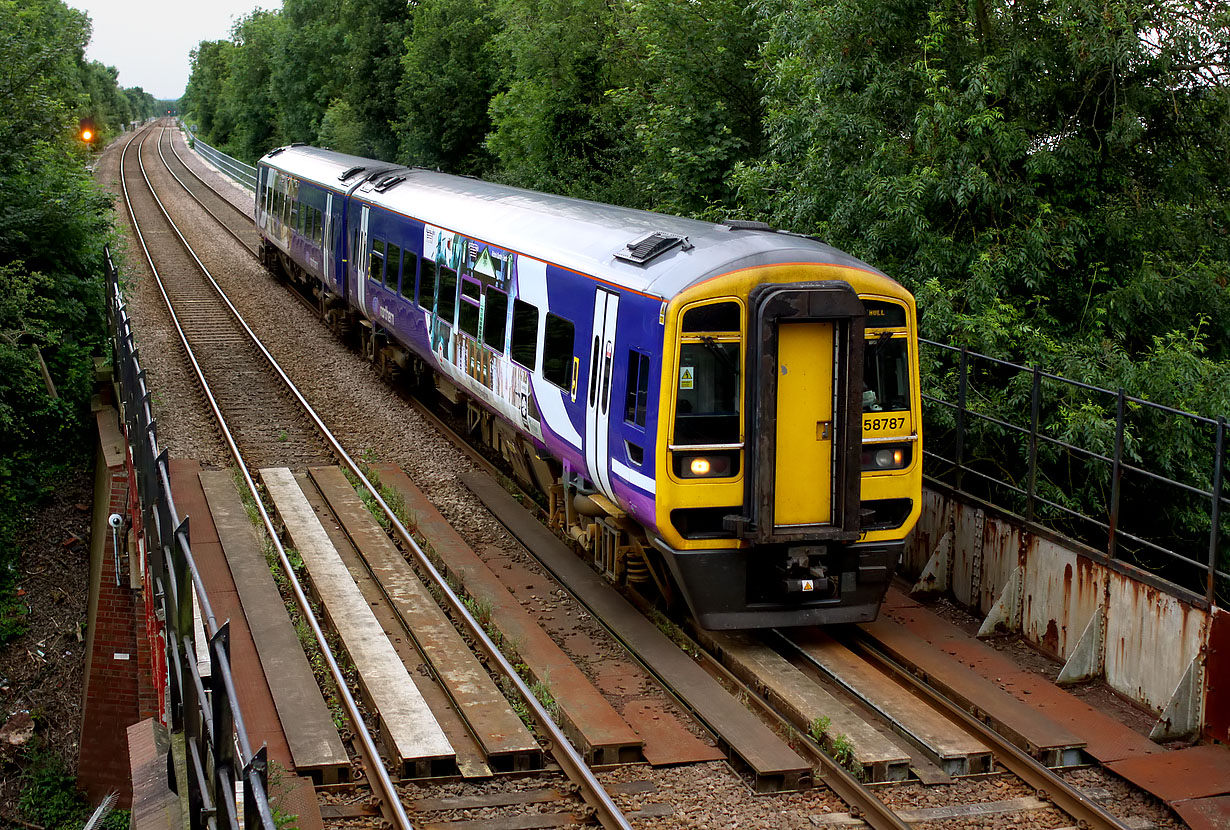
[859,618,1084,762]
[1172,795,1230,830]
[883,588,1161,764]
[622,700,727,766]
[1206,607,1230,743]
[1107,745,1230,803]
[462,471,810,791]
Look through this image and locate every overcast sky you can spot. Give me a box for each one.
[67,0,283,100]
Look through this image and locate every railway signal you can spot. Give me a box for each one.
[79,117,96,146]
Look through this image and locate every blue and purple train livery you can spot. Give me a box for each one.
[256,144,923,629]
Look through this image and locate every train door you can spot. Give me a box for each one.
[354,204,370,314]
[774,321,836,526]
[585,288,619,499]
[323,192,334,289]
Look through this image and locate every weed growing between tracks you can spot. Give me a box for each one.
[809,716,862,779]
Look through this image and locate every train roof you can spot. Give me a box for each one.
[260,145,901,301]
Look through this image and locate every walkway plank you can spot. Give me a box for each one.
[260,467,455,777]
[199,469,349,785]
[369,464,642,766]
[308,465,541,772]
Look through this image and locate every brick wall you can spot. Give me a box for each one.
[78,408,152,807]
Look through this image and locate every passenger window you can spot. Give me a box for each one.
[543,313,575,391]
[437,266,457,323]
[418,259,437,309]
[459,299,479,338]
[291,201,300,233]
[400,252,418,298]
[483,288,508,353]
[510,299,539,370]
[624,351,650,429]
[370,238,384,283]
[387,243,402,289]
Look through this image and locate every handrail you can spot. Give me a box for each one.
[179,123,257,192]
[105,245,275,830]
[919,339,1227,607]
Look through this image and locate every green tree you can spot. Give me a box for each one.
[183,39,236,144]
[338,0,413,159]
[738,0,1230,366]
[610,0,765,215]
[486,0,631,201]
[396,0,499,174]
[274,0,345,143]
[218,10,287,161]
[0,0,114,639]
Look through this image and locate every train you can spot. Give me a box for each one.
[255,144,922,630]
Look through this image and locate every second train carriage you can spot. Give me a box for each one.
[255,144,922,630]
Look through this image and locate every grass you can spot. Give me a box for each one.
[649,609,698,656]
[17,744,130,829]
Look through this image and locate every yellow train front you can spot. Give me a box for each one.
[650,262,921,629]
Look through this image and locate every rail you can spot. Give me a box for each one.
[920,339,1228,607]
[105,245,275,830]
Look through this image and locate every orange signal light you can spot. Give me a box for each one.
[81,129,94,142]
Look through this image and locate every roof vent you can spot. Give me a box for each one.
[338,165,367,182]
[721,219,773,231]
[266,146,286,157]
[373,175,406,193]
[615,231,692,265]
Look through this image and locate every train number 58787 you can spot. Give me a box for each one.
[863,416,906,432]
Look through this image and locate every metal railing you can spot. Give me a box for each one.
[106,246,275,830]
[920,339,1229,607]
[185,129,257,192]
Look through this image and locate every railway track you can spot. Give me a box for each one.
[117,121,634,830]
[111,121,1188,830]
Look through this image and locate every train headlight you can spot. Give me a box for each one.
[675,451,739,478]
[861,445,911,471]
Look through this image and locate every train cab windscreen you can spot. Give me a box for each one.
[863,334,910,412]
[672,302,743,479]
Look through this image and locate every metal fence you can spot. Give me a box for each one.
[187,130,257,192]
[106,246,275,830]
[920,339,1229,607]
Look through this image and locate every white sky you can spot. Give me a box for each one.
[66,0,283,101]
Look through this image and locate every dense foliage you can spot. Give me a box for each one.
[183,0,1228,584]
[0,0,152,640]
